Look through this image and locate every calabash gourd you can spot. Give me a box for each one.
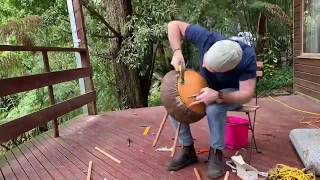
[160,69,208,124]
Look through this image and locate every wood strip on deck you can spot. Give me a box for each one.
[1,95,319,180]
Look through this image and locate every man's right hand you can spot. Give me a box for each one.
[171,49,185,71]
[167,20,189,71]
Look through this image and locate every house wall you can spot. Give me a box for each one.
[293,0,320,100]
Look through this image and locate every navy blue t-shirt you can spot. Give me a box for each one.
[185,24,257,90]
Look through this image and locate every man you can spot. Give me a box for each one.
[166,20,257,179]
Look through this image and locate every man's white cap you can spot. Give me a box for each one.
[204,40,243,72]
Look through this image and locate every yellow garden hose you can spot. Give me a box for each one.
[268,164,316,180]
[268,96,320,116]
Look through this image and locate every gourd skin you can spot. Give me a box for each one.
[160,70,207,124]
[177,70,207,114]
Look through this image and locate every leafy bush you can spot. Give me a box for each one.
[148,81,161,107]
[257,66,293,95]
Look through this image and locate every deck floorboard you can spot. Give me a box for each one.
[1,95,319,179]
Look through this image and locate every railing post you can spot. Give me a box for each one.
[67,0,97,115]
[42,51,59,137]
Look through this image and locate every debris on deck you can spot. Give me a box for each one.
[224,171,230,180]
[193,167,202,180]
[143,126,151,135]
[231,155,259,180]
[156,146,173,152]
[196,147,209,154]
[95,147,121,164]
[87,160,93,180]
[127,137,132,147]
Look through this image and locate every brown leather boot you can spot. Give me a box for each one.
[166,144,198,171]
[208,147,225,179]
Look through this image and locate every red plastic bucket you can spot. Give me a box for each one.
[225,116,249,150]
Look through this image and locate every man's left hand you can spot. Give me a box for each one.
[189,87,218,107]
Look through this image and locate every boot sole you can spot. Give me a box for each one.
[166,157,198,171]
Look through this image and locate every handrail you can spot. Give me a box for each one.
[0,67,92,97]
[0,0,97,143]
[0,45,86,52]
[0,91,96,144]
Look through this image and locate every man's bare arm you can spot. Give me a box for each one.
[167,21,189,50]
[167,21,190,71]
[219,78,256,104]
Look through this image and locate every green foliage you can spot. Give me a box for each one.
[91,59,120,111]
[257,66,293,94]
[0,15,42,46]
[5,89,48,121]
[258,32,293,77]
[177,0,240,35]
[148,81,161,106]
[118,0,176,73]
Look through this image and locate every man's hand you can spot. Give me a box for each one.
[189,87,218,106]
[167,21,189,71]
[171,50,185,71]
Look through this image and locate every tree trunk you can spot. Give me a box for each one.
[103,0,152,108]
[256,12,267,57]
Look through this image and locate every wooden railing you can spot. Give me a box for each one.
[0,46,97,144]
[0,0,96,144]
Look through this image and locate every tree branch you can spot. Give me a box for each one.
[81,0,122,38]
[94,33,117,39]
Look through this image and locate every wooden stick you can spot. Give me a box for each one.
[194,168,201,180]
[171,123,181,157]
[87,161,92,180]
[224,171,229,180]
[95,147,121,164]
[300,120,320,124]
[152,112,168,147]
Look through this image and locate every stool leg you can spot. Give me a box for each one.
[152,112,169,147]
[171,123,181,157]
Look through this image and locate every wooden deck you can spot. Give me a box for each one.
[1,95,319,180]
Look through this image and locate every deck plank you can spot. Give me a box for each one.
[53,132,144,179]
[57,116,184,179]
[0,153,17,180]
[94,117,192,177]
[36,133,103,180]
[0,168,4,179]
[33,135,87,179]
[29,137,77,180]
[23,140,66,179]
[42,133,118,179]
[11,147,41,180]
[4,150,29,180]
[0,95,319,180]
[0,168,3,179]
[59,112,198,179]
[18,143,53,180]
[66,134,156,179]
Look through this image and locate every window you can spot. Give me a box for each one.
[303,0,320,53]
